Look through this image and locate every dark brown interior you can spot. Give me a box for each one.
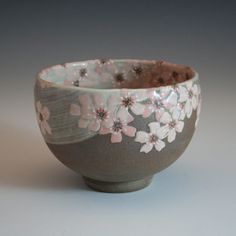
[116,60,195,89]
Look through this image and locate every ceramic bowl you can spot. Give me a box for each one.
[34,59,201,193]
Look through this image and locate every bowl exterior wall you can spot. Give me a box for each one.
[34,75,201,182]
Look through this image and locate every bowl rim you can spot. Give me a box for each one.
[36,59,199,92]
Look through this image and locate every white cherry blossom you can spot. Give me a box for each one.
[160,112,184,143]
[135,122,166,153]
[143,88,178,121]
[178,81,199,118]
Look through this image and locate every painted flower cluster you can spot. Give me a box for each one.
[67,80,201,153]
[36,80,200,153]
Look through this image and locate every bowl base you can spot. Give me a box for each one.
[83,176,153,193]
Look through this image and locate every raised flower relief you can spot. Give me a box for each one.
[70,93,115,134]
[178,81,199,118]
[143,88,178,121]
[99,114,136,143]
[160,112,184,143]
[110,90,148,122]
[36,101,52,135]
[135,122,166,153]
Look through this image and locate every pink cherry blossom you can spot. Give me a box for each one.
[100,117,136,143]
[109,89,148,121]
[135,122,166,153]
[36,101,52,135]
[143,88,178,121]
[70,93,115,134]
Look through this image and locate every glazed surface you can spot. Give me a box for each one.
[38,59,195,89]
[35,59,201,183]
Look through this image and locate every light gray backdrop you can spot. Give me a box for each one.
[0,1,235,235]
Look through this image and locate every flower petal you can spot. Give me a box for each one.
[143,106,153,118]
[192,84,198,95]
[166,91,178,107]
[179,86,188,102]
[131,103,145,115]
[135,131,149,143]
[88,120,100,132]
[168,129,176,143]
[42,106,50,120]
[155,109,165,121]
[185,100,192,118]
[70,104,81,116]
[171,106,180,120]
[108,94,120,110]
[79,94,91,107]
[136,91,148,101]
[140,143,153,153]
[122,125,136,137]
[192,96,197,110]
[111,132,122,143]
[43,120,52,134]
[156,125,167,139]
[93,93,105,107]
[40,122,46,135]
[117,107,134,123]
[148,122,160,135]
[78,119,89,128]
[102,117,113,128]
[160,112,172,124]
[175,121,184,133]
[154,139,165,151]
[99,126,110,134]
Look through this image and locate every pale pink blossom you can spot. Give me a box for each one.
[110,89,148,121]
[178,81,199,118]
[143,88,178,121]
[135,122,166,153]
[36,101,52,135]
[100,116,136,143]
[70,93,115,134]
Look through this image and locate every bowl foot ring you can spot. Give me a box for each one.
[83,175,153,193]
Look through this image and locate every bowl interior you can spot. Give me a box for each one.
[38,59,195,89]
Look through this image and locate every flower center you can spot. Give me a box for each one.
[188,90,193,98]
[39,112,43,121]
[100,58,109,64]
[95,108,108,121]
[112,120,123,132]
[179,102,185,109]
[114,73,125,83]
[73,80,79,87]
[169,121,176,129]
[122,97,134,108]
[80,68,87,77]
[154,99,164,109]
[149,134,158,143]
[133,66,142,75]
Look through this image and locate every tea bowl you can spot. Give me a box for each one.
[34,59,201,193]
